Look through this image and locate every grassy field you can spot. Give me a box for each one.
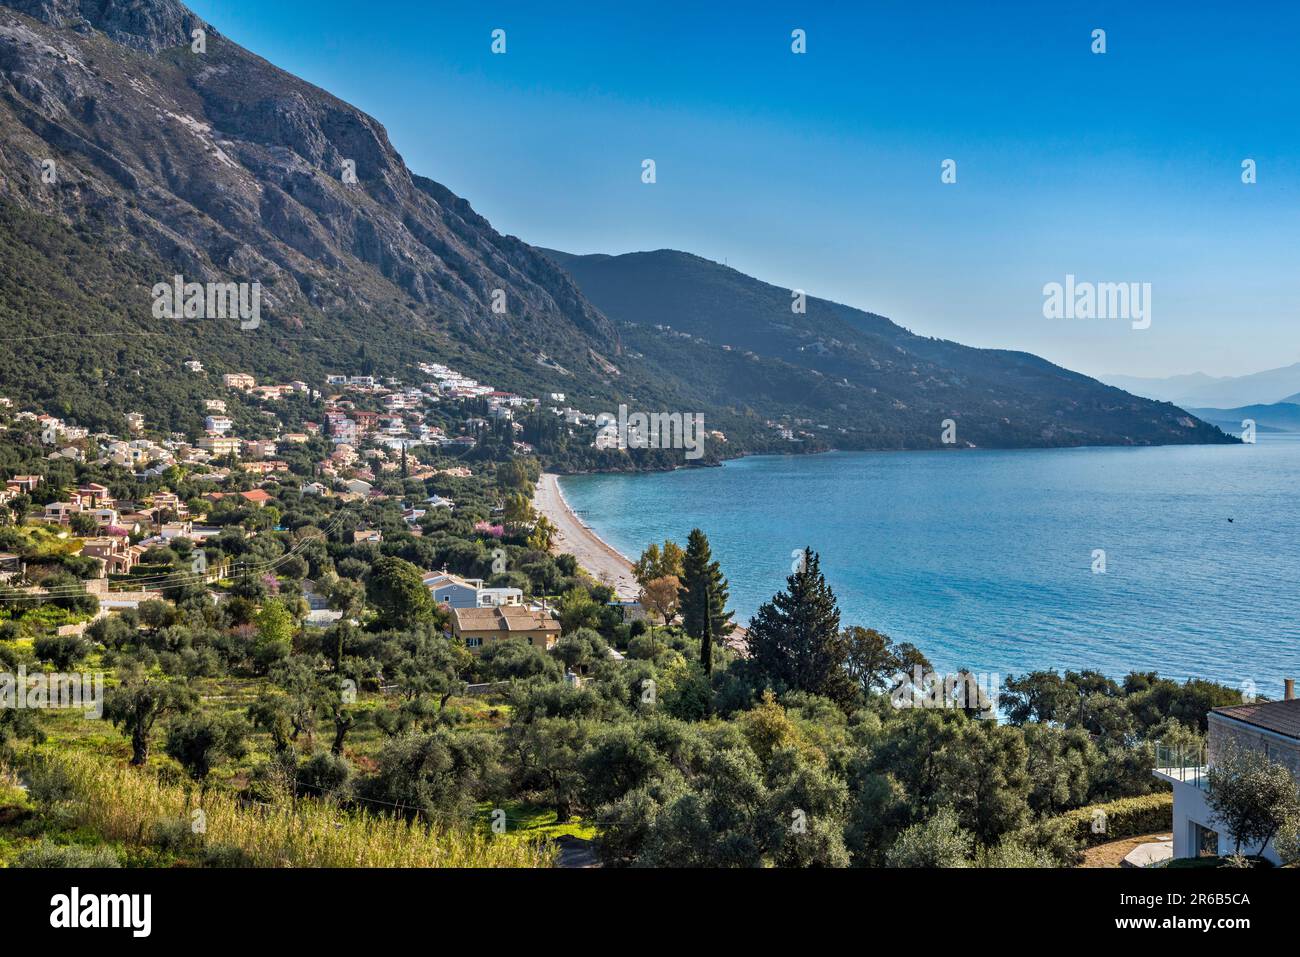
[0,747,555,868]
[475,802,597,843]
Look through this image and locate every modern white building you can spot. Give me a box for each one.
[1155,682,1300,864]
[423,572,523,610]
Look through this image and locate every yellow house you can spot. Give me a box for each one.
[450,606,561,653]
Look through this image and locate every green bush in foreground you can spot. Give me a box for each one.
[1060,792,1174,845]
[16,839,122,868]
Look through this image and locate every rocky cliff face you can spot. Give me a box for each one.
[0,0,616,363]
[6,0,201,52]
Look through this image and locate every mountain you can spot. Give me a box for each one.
[1102,363,1300,409]
[0,0,1233,453]
[1186,402,1300,434]
[541,249,1233,449]
[0,0,636,435]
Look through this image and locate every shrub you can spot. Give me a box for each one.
[885,807,972,867]
[151,816,203,854]
[32,634,92,670]
[25,758,77,805]
[16,840,122,868]
[1059,792,1174,845]
[201,842,254,868]
[296,750,353,801]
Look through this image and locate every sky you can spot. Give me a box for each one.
[187,0,1300,380]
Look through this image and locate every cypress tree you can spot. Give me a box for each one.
[700,581,713,676]
[678,528,733,650]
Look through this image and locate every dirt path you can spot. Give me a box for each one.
[1080,832,1174,868]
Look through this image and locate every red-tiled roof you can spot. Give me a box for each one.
[1212,698,1300,740]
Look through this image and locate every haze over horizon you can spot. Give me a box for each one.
[187,0,1300,381]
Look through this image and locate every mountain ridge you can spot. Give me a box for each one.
[1102,362,1300,409]
[0,0,1235,453]
[542,247,1234,450]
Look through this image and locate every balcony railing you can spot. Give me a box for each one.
[1154,742,1210,789]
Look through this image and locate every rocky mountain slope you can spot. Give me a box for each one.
[0,0,626,429]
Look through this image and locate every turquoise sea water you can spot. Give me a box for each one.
[560,438,1300,694]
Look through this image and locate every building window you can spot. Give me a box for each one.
[465,637,482,648]
[1191,822,1218,858]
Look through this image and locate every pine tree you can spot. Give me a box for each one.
[678,528,733,652]
[746,547,855,708]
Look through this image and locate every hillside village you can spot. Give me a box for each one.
[0,356,655,656]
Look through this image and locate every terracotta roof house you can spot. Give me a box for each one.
[450,606,560,653]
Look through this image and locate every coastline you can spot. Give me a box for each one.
[535,472,639,601]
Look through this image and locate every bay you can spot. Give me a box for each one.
[559,438,1300,695]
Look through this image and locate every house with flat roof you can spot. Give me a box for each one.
[42,501,79,525]
[424,571,523,610]
[1155,680,1300,864]
[450,605,560,653]
[80,537,146,576]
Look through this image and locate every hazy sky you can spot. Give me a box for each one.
[189,0,1300,379]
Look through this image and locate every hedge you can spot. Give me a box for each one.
[1058,792,1174,845]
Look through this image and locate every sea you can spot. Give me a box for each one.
[559,436,1300,694]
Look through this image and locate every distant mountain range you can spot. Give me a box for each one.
[1102,363,1300,410]
[1186,400,1300,435]
[0,0,1233,452]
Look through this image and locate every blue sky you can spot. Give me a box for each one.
[189,0,1300,379]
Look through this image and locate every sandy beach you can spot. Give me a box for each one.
[536,473,639,601]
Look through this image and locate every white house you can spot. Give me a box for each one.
[423,572,523,610]
[1156,681,1300,864]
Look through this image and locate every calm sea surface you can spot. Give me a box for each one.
[560,438,1300,693]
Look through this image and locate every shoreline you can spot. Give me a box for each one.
[539,434,1247,481]
[534,473,752,647]
[535,473,639,601]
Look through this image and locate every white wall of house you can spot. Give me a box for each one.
[477,587,523,607]
[1164,775,1281,864]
